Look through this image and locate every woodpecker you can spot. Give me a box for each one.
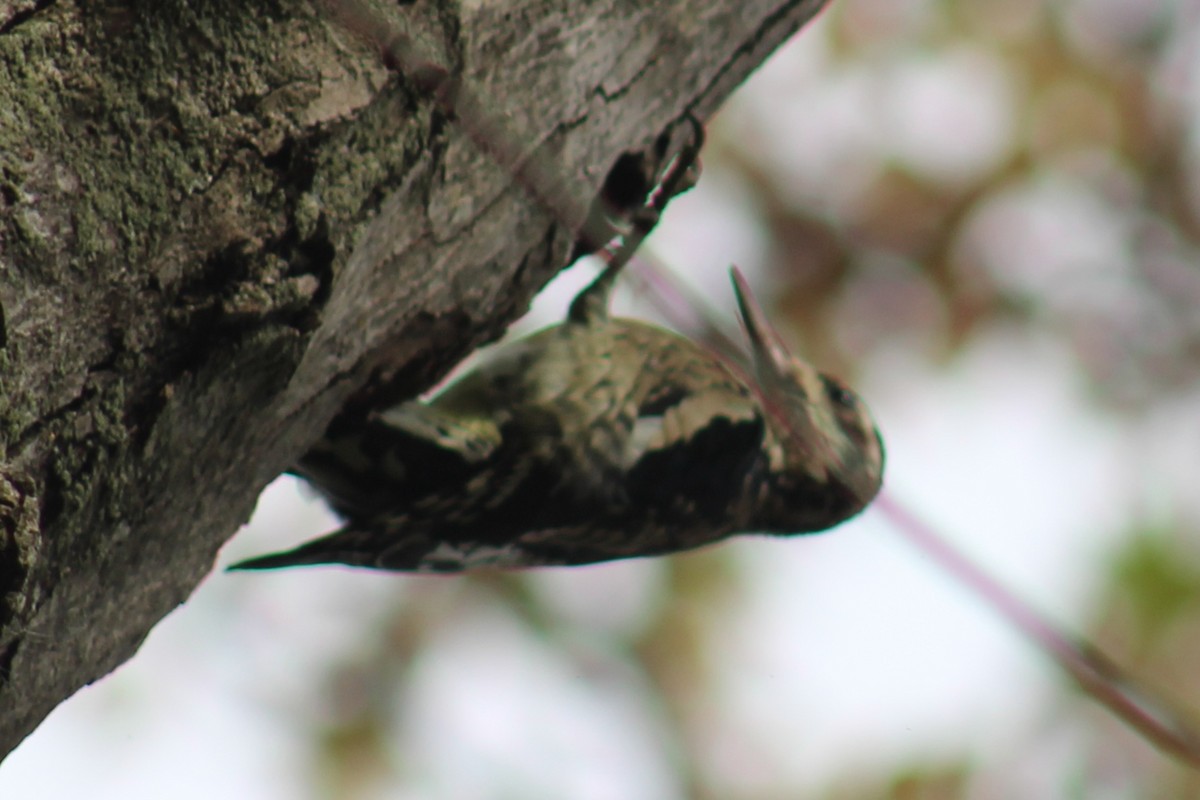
[230,127,883,573]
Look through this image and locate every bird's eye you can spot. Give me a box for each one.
[821,376,856,409]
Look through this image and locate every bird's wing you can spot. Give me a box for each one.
[234,384,767,573]
[244,321,771,573]
[292,399,500,520]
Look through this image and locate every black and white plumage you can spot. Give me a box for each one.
[230,121,882,573]
[229,263,884,573]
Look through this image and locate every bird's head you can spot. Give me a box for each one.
[731,268,884,526]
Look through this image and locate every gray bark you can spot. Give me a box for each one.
[0,0,829,758]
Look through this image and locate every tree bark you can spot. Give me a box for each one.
[0,0,829,758]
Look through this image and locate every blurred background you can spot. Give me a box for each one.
[6,0,1200,796]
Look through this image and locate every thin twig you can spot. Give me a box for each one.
[875,492,1200,767]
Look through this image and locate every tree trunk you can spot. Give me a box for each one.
[0,0,829,758]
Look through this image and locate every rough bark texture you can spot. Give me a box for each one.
[0,0,829,758]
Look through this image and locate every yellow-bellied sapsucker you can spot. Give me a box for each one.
[230,125,884,573]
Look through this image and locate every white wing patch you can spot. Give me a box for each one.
[378,403,502,463]
[636,388,758,458]
[418,541,530,572]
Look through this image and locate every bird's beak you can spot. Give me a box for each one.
[731,267,837,472]
[731,269,883,501]
[731,267,794,392]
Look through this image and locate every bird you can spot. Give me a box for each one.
[229,126,884,573]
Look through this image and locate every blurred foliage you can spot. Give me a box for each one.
[716,0,1200,412]
[1104,523,1200,654]
[289,0,1200,797]
[1077,520,1200,799]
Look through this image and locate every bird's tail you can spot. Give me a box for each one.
[226,525,430,572]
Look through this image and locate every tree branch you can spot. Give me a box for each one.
[0,0,830,758]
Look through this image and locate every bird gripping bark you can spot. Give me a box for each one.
[230,119,884,573]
